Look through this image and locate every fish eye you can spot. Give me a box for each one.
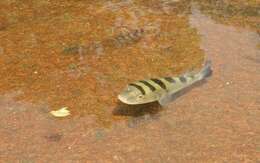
[138,95,143,98]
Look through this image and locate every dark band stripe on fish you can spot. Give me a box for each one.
[139,80,156,92]
[179,76,187,83]
[164,77,176,83]
[150,78,167,90]
[131,30,142,40]
[115,29,144,45]
[129,83,146,95]
[121,33,132,42]
[116,35,127,44]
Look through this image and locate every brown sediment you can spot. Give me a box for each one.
[195,0,260,33]
[0,16,8,31]
[0,1,204,126]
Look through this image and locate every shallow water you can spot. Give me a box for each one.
[0,0,205,125]
[0,0,259,162]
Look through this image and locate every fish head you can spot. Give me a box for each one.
[118,85,157,105]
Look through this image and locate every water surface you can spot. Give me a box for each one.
[0,0,259,162]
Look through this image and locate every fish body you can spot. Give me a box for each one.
[118,61,212,106]
[111,28,144,48]
[63,28,144,55]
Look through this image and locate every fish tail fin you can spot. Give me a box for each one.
[198,60,212,80]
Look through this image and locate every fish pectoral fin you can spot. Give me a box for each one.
[158,90,178,106]
[158,93,173,106]
[158,88,184,106]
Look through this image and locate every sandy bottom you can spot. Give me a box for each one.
[0,4,259,163]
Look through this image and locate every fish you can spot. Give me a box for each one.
[63,28,144,55]
[110,28,144,48]
[118,60,212,106]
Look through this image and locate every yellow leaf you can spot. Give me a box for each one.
[50,107,70,117]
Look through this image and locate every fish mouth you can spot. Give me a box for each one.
[118,94,130,104]
[117,94,137,105]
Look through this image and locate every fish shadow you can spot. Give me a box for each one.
[113,101,162,117]
[113,78,210,117]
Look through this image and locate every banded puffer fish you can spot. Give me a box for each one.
[118,61,212,106]
[63,28,144,55]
